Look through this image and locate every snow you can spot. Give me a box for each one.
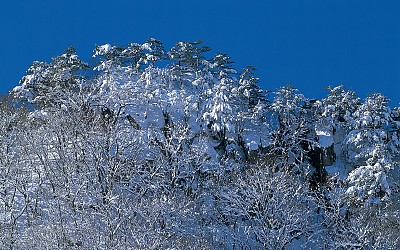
[8,40,400,249]
[315,125,333,147]
[243,133,260,151]
[94,44,113,57]
[12,85,22,92]
[325,161,352,181]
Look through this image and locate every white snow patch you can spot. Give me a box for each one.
[315,125,333,147]
[242,131,260,151]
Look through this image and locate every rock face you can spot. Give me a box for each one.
[322,144,335,166]
[307,125,336,186]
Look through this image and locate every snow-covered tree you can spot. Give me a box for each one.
[169,41,211,72]
[217,165,315,249]
[321,85,360,125]
[4,39,400,249]
[345,93,399,204]
[13,47,89,109]
[269,85,313,173]
[315,181,400,249]
[238,65,266,109]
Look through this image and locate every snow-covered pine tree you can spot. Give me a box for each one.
[238,65,266,109]
[5,39,400,249]
[269,85,312,173]
[13,47,89,109]
[345,93,399,204]
[169,41,211,72]
[201,53,243,162]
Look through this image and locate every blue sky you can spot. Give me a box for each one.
[1,1,399,104]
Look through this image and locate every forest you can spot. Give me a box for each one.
[1,39,400,249]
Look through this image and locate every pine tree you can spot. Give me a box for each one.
[169,41,211,72]
[345,93,399,203]
[238,65,266,109]
[269,85,311,170]
[142,38,166,66]
[13,47,89,109]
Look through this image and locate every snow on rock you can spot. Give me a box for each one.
[125,104,165,130]
[325,161,352,180]
[244,134,260,151]
[315,125,333,148]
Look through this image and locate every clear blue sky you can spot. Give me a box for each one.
[1,1,399,104]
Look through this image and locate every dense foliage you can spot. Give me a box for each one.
[2,39,400,249]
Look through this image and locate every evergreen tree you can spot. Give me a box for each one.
[13,47,89,109]
[269,85,312,171]
[5,39,400,249]
[169,41,211,72]
[238,65,266,109]
[345,94,399,203]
